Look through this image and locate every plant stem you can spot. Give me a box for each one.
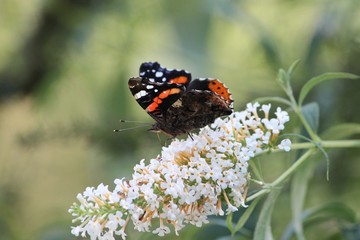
[287,140,360,150]
[322,140,360,148]
[247,149,315,202]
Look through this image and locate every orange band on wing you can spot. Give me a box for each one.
[158,88,181,99]
[146,88,181,112]
[147,102,159,112]
[169,88,181,94]
[169,76,189,84]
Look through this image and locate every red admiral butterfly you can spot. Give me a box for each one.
[128,62,233,137]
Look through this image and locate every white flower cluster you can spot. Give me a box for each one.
[69,103,291,240]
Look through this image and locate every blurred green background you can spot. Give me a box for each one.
[0,0,359,239]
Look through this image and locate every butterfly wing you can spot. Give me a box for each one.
[187,78,233,109]
[139,62,191,86]
[128,62,191,121]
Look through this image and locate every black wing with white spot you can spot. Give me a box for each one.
[129,62,192,120]
[139,62,191,86]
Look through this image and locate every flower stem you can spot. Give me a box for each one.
[321,140,360,148]
[247,149,315,202]
[248,138,360,202]
[288,140,360,150]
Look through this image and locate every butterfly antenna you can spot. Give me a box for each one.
[113,125,149,133]
[114,119,153,132]
[119,119,152,125]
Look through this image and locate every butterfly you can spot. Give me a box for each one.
[128,62,233,137]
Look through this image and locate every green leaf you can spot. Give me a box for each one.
[207,218,253,238]
[276,60,301,101]
[276,69,289,92]
[226,213,234,234]
[254,188,282,240]
[301,102,320,134]
[252,97,292,107]
[321,123,360,140]
[282,202,357,240]
[286,59,301,77]
[233,198,261,235]
[306,202,356,223]
[249,159,264,182]
[298,72,360,106]
[290,154,318,240]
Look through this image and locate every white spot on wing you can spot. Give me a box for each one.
[154,89,158,93]
[162,77,167,82]
[146,85,154,89]
[155,71,163,77]
[148,78,155,82]
[134,90,147,99]
[140,72,145,76]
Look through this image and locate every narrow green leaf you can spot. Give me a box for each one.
[298,72,360,106]
[249,159,264,182]
[233,198,261,235]
[301,102,320,133]
[321,123,360,140]
[254,188,282,240]
[276,69,289,91]
[290,154,318,240]
[226,212,234,234]
[286,59,301,76]
[303,203,356,225]
[252,97,292,107]
[282,202,356,240]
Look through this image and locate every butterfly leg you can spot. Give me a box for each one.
[187,132,194,140]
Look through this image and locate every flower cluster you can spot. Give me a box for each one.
[69,103,291,240]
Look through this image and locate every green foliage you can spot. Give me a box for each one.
[211,61,360,239]
[0,0,360,239]
[254,190,282,240]
[233,198,261,236]
[301,103,320,133]
[321,123,360,140]
[282,202,357,240]
[298,72,360,106]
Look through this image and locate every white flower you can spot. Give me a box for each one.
[152,225,170,236]
[226,203,238,214]
[275,107,290,124]
[71,226,82,236]
[101,231,116,240]
[246,102,260,113]
[105,211,125,231]
[115,229,127,240]
[83,187,96,201]
[85,220,102,240]
[94,183,109,198]
[261,104,271,117]
[261,118,283,134]
[69,103,291,239]
[278,139,292,152]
